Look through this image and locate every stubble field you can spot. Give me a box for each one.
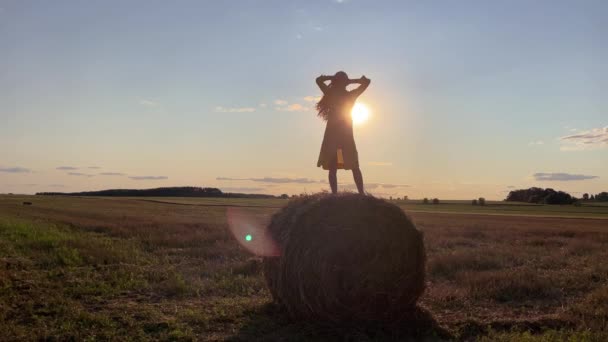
[0,195,607,341]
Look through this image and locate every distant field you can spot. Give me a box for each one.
[396,200,608,219]
[101,195,608,219]
[1,194,607,340]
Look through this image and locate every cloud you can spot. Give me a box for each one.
[99,172,126,176]
[560,126,608,150]
[304,96,321,102]
[528,140,544,146]
[57,166,79,170]
[0,167,31,173]
[139,99,158,107]
[67,172,94,177]
[342,183,408,190]
[296,34,303,40]
[217,176,318,184]
[88,166,101,169]
[275,102,310,112]
[129,176,168,180]
[217,176,409,188]
[274,99,288,105]
[334,0,348,3]
[533,172,598,181]
[215,106,255,113]
[259,103,267,108]
[368,161,393,166]
[220,187,266,193]
[313,26,323,31]
[507,185,516,189]
[49,184,66,188]
[252,177,317,184]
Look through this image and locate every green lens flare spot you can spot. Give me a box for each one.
[245,234,253,242]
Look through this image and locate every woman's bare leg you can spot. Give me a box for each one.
[329,168,338,194]
[352,168,364,194]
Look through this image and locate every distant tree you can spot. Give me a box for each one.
[403,195,409,201]
[590,194,596,201]
[596,192,608,202]
[389,196,393,201]
[280,194,289,199]
[505,187,575,205]
[582,193,589,201]
[423,198,429,204]
[432,198,440,204]
[472,199,478,205]
[478,197,486,206]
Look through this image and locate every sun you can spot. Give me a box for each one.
[351,102,370,125]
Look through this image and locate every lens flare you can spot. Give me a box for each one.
[226,207,280,257]
[351,102,370,125]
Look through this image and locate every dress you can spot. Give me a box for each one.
[317,91,359,170]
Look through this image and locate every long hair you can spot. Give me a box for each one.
[317,71,348,121]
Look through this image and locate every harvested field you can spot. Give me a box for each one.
[0,195,607,340]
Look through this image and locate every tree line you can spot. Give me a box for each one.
[505,187,608,205]
[36,186,276,199]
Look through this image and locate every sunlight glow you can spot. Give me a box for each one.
[351,102,370,125]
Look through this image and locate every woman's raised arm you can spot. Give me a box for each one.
[316,75,332,94]
[348,76,371,97]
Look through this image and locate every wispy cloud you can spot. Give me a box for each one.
[57,166,79,170]
[0,166,31,173]
[99,172,126,176]
[215,106,255,113]
[507,185,516,189]
[337,183,409,190]
[368,161,393,166]
[533,172,598,181]
[88,166,101,169]
[220,187,266,193]
[528,140,544,146]
[303,96,321,102]
[139,99,159,107]
[560,126,608,151]
[217,176,318,184]
[49,184,66,188]
[274,99,288,106]
[218,176,409,188]
[276,103,309,112]
[67,172,94,177]
[259,103,267,108]
[129,176,168,180]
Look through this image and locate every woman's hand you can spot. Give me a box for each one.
[350,76,370,84]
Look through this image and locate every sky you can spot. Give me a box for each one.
[1,0,606,199]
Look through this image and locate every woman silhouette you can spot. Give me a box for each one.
[316,71,370,194]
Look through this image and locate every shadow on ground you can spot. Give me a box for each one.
[228,303,453,341]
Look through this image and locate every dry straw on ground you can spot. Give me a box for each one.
[263,193,426,324]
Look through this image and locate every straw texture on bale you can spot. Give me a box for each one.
[263,193,426,323]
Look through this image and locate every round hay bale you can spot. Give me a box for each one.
[263,193,426,324]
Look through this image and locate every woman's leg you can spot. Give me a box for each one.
[352,167,364,194]
[329,168,338,194]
